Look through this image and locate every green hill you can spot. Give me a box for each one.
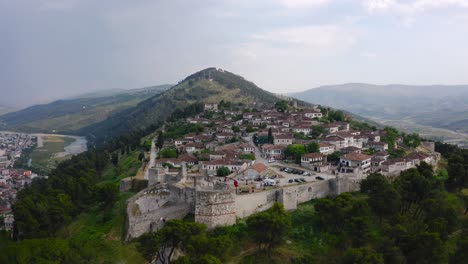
[0,85,171,133]
[79,68,287,145]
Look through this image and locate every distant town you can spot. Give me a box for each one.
[0,132,42,232]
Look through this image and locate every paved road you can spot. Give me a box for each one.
[145,139,157,180]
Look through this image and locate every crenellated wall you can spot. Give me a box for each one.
[126,175,359,239]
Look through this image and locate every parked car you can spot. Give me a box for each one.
[315,176,325,180]
[303,172,310,176]
[299,178,306,183]
[288,179,294,183]
[294,179,301,183]
[268,158,276,163]
[263,179,277,186]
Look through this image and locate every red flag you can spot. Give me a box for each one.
[234,180,238,188]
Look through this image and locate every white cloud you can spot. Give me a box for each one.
[365,0,468,15]
[278,0,332,8]
[233,24,359,60]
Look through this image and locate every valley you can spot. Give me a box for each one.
[291,83,468,146]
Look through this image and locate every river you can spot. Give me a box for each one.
[30,133,88,158]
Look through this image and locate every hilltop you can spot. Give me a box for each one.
[0,85,171,134]
[79,68,292,145]
[291,84,468,142]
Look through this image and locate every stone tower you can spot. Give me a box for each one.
[195,188,236,229]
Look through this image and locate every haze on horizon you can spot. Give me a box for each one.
[2,0,468,107]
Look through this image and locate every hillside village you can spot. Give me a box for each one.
[124,100,441,238]
[149,101,438,181]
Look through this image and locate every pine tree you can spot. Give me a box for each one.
[156,131,164,149]
[268,128,273,144]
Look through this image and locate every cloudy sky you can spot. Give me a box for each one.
[2,0,468,107]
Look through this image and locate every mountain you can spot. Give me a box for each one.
[79,68,287,144]
[0,85,172,133]
[291,84,468,136]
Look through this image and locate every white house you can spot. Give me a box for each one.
[301,153,329,172]
[303,110,323,119]
[261,144,285,160]
[339,153,372,176]
[274,134,294,145]
[319,142,335,155]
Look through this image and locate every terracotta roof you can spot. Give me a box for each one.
[324,136,344,142]
[303,153,325,159]
[319,142,333,148]
[375,151,389,156]
[343,146,361,151]
[203,159,245,166]
[342,153,372,161]
[275,134,294,139]
[250,163,268,173]
[261,144,285,150]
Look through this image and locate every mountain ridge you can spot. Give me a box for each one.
[291,83,468,137]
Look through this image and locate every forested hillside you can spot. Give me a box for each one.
[0,85,171,133]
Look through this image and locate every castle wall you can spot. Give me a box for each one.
[126,185,192,240]
[234,177,359,219]
[195,190,236,229]
[126,176,360,239]
[235,189,279,218]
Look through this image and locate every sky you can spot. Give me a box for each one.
[1,0,468,107]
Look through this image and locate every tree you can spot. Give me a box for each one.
[246,126,255,133]
[284,144,306,164]
[267,128,273,144]
[327,151,342,165]
[447,162,466,191]
[307,142,320,153]
[381,127,399,150]
[342,247,384,264]
[159,148,177,159]
[137,219,206,264]
[274,100,289,112]
[217,167,231,177]
[361,173,401,221]
[138,151,145,161]
[310,125,325,139]
[246,202,291,253]
[111,153,119,166]
[403,133,422,148]
[240,154,255,160]
[156,132,164,149]
[94,182,118,209]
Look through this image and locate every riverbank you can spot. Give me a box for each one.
[2,131,88,174]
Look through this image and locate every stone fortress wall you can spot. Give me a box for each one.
[126,164,360,240]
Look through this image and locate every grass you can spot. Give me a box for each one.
[29,135,77,172]
[56,192,145,264]
[102,151,143,182]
